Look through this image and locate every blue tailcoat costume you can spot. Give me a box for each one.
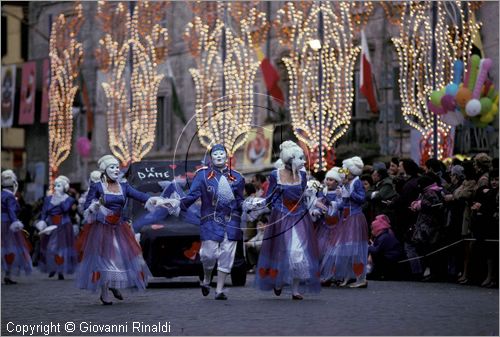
[180,165,245,242]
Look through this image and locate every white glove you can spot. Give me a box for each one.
[328,201,338,216]
[335,187,342,197]
[371,191,379,200]
[35,220,48,231]
[151,197,181,216]
[88,200,100,213]
[145,196,162,212]
[341,186,351,198]
[311,209,322,217]
[10,220,24,232]
[135,233,141,243]
[73,225,80,236]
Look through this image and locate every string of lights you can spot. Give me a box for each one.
[392,1,480,162]
[276,2,371,172]
[48,2,83,191]
[184,2,267,157]
[96,1,168,166]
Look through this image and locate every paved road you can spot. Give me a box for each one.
[2,270,498,336]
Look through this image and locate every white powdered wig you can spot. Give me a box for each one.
[1,169,17,187]
[89,170,102,183]
[342,156,364,176]
[279,141,305,176]
[325,167,345,183]
[54,175,70,192]
[97,154,119,172]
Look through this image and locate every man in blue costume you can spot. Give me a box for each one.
[164,144,245,300]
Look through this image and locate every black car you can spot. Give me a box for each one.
[125,161,248,286]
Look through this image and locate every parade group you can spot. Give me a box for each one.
[1,140,498,304]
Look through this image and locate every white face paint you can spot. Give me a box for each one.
[291,153,305,172]
[106,163,121,181]
[54,181,65,195]
[211,150,227,168]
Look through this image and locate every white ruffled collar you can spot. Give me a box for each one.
[101,181,124,196]
[277,168,302,186]
[2,188,15,196]
[349,176,359,193]
[50,193,69,206]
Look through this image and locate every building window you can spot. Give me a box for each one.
[155,96,172,151]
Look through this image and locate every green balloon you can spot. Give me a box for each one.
[430,91,444,107]
[480,97,492,114]
[468,55,481,91]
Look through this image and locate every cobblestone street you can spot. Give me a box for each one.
[2,270,498,336]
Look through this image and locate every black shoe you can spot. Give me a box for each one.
[58,273,64,280]
[4,277,17,285]
[273,287,282,296]
[48,272,56,278]
[109,287,123,300]
[292,294,303,300]
[200,283,210,297]
[215,292,227,300]
[100,296,113,305]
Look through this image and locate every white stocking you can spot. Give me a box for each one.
[203,268,212,285]
[216,271,228,293]
[292,278,301,295]
[100,284,111,302]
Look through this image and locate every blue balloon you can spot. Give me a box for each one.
[446,83,459,96]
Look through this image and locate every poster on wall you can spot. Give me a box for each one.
[40,59,50,123]
[18,61,36,125]
[1,65,16,128]
[243,124,273,168]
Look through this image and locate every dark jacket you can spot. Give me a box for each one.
[411,184,444,246]
[371,177,397,217]
[369,229,403,262]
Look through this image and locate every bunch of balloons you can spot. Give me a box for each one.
[427,55,499,127]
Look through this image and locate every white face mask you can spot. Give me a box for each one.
[291,153,305,172]
[211,150,227,168]
[106,164,121,181]
[54,181,65,195]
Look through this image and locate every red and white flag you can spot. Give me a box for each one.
[359,30,379,114]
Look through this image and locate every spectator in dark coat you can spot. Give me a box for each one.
[390,159,420,243]
[470,169,498,287]
[367,215,403,280]
[369,168,397,220]
[405,175,445,280]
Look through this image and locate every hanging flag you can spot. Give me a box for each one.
[359,30,379,114]
[254,45,285,106]
[470,13,484,58]
[40,59,50,123]
[1,65,16,128]
[19,61,37,125]
[166,62,187,124]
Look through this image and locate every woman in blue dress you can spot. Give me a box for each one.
[329,156,369,288]
[35,175,77,280]
[255,141,320,300]
[312,167,346,284]
[1,170,32,284]
[76,155,162,305]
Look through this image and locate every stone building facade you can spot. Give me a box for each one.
[2,1,498,193]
